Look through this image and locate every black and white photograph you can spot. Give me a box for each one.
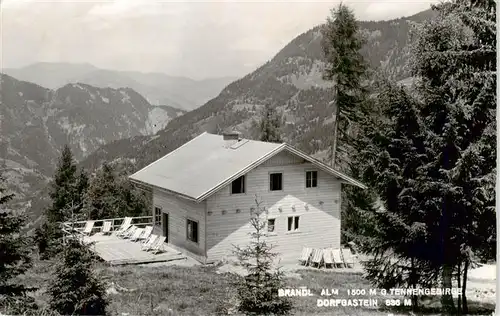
[0,0,497,315]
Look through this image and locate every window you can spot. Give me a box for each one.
[154,207,162,226]
[287,216,300,232]
[231,175,245,194]
[306,171,318,188]
[269,173,283,191]
[267,219,276,233]
[186,219,199,243]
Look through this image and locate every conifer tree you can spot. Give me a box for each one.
[36,145,89,258]
[333,1,494,314]
[83,162,149,219]
[48,238,108,315]
[259,104,283,143]
[46,144,78,223]
[0,174,36,313]
[74,168,90,220]
[115,176,150,218]
[348,81,437,310]
[233,198,292,315]
[351,0,496,313]
[321,2,368,168]
[84,162,118,219]
[410,0,496,312]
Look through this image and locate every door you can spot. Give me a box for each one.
[162,213,169,243]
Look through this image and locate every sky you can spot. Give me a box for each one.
[1,0,439,80]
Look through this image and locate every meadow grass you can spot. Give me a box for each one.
[15,260,495,316]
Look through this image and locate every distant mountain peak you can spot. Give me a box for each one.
[3,63,237,111]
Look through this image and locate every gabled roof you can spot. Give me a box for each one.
[129,132,366,202]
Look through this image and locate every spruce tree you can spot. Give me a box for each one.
[321,2,368,169]
[259,104,283,143]
[348,81,437,310]
[83,162,149,219]
[36,145,89,259]
[410,0,496,312]
[74,168,90,220]
[0,174,36,314]
[115,176,150,218]
[336,1,495,314]
[48,238,108,315]
[46,144,78,223]
[83,162,118,220]
[233,199,292,315]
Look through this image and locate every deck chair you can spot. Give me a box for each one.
[82,221,95,236]
[310,248,323,268]
[115,224,130,237]
[322,248,334,269]
[141,234,158,251]
[115,224,131,237]
[121,225,137,239]
[299,247,313,266]
[332,248,344,268]
[150,236,167,255]
[341,248,355,268]
[137,226,153,242]
[130,227,144,242]
[101,221,112,235]
[114,217,133,236]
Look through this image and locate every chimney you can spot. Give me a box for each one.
[222,131,241,141]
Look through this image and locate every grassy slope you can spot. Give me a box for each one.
[16,260,495,316]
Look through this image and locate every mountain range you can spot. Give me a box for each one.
[1,9,436,225]
[0,74,186,219]
[2,63,237,111]
[82,9,435,171]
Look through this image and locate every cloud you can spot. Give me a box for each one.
[1,0,439,79]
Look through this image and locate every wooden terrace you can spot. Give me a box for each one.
[62,216,187,265]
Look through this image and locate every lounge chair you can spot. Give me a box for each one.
[332,248,344,268]
[323,248,333,269]
[299,247,312,266]
[82,221,95,236]
[121,225,137,239]
[115,224,131,237]
[137,226,153,242]
[141,234,159,251]
[150,236,167,255]
[130,227,144,241]
[341,248,355,268]
[310,248,323,268]
[114,217,133,236]
[102,221,112,235]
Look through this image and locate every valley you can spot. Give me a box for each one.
[0,75,186,221]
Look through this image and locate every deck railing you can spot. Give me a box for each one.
[61,215,154,238]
